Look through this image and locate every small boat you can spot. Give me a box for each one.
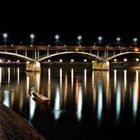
[32,92,50,103]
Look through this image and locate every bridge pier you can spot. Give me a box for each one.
[92,61,110,70]
[26,61,41,72]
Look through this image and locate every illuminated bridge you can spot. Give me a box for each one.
[0,45,140,71]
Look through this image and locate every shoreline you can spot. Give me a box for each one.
[0,103,46,140]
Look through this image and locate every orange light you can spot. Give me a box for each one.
[76,48,79,51]
[134,48,139,52]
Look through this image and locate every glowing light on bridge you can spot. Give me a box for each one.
[3,33,8,47]
[136,58,139,62]
[48,59,51,63]
[98,36,103,43]
[134,48,139,52]
[133,37,138,43]
[30,33,35,47]
[75,48,79,51]
[26,61,30,64]
[30,33,35,39]
[55,34,60,40]
[116,37,121,43]
[77,35,82,45]
[59,59,63,62]
[84,59,87,62]
[71,59,74,62]
[3,33,8,38]
[124,58,127,62]
[54,34,60,45]
[114,59,117,62]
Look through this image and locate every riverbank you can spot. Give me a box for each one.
[0,103,46,140]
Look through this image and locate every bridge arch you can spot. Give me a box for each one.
[106,52,140,61]
[38,51,106,62]
[0,52,35,62]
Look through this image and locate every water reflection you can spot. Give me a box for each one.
[0,66,140,139]
[132,70,139,119]
[29,96,36,121]
[47,68,51,100]
[3,90,10,107]
[77,86,83,121]
[54,86,61,120]
[97,85,103,123]
[116,84,121,122]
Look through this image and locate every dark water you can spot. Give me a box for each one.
[0,65,140,139]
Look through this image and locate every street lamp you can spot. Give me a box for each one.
[116,37,121,47]
[30,33,35,47]
[133,37,138,46]
[97,36,103,45]
[116,37,121,43]
[77,35,82,45]
[3,33,8,47]
[54,34,60,46]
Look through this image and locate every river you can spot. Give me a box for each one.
[0,64,140,140]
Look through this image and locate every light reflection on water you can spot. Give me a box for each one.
[0,66,140,139]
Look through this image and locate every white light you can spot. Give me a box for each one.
[116,37,121,42]
[48,59,51,63]
[98,36,103,42]
[71,59,74,62]
[124,58,127,62]
[114,59,117,62]
[133,37,138,43]
[77,35,82,41]
[30,33,35,39]
[26,61,30,64]
[55,34,60,40]
[136,58,139,62]
[84,59,87,62]
[3,33,8,38]
[59,59,63,62]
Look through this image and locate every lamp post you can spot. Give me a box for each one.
[54,34,60,46]
[77,35,82,46]
[116,37,121,43]
[116,37,121,47]
[3,33,8,47]
[133,37,138,46]
[30,33,35,47]
[97,36,103,46]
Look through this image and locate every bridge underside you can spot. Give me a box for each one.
[108,53,140,69]
[39,52,105,63]
[0,52,35,62]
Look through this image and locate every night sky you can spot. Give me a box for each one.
[0,1,139,45]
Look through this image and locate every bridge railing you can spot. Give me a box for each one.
[0,45,139,51]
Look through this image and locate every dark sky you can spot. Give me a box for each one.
[0,1,139,44]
